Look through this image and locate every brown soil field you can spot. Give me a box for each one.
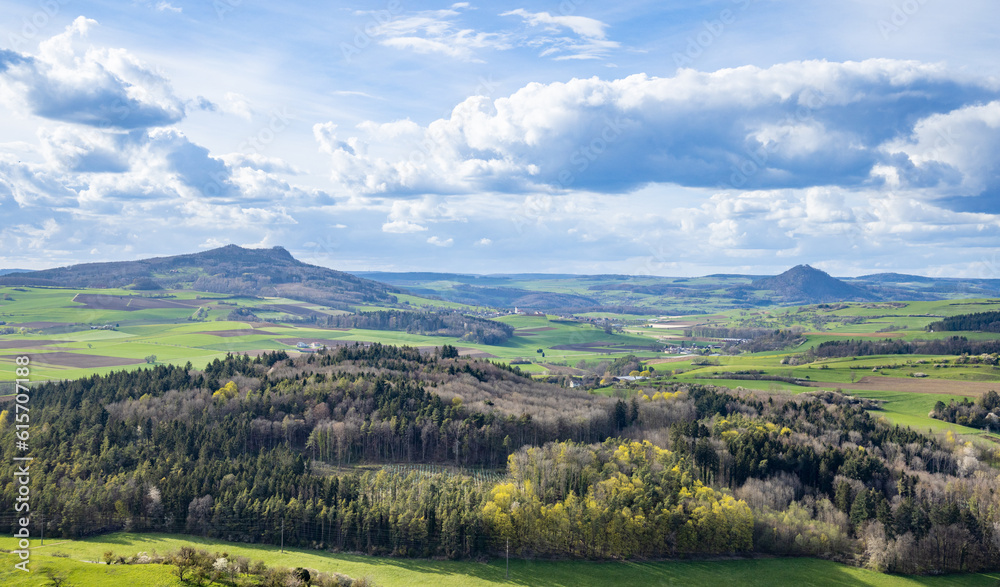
[0,339,69,349]
[20,352,145,368]
[516,326,556,332]
[806,376,999,397]
[72,294,205,311]
[457,348,498,358]
[415,346,498,358]
[277,337,361,347]
[258,304,319,316]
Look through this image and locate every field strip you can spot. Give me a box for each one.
[805,376,998,396]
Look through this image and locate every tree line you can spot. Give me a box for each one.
[930,390,1000,431]
[293,310,514,345]
[927,311,1000,333]
[809,336,1000,358]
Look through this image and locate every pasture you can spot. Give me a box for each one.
[0,287,663,381]
[1,533,998,587]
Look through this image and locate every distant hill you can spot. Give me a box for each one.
[854,272,937,284]
[751,265,881,304]
[0,245,399,309]
[0,269,30,276]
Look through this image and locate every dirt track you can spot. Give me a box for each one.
[0,339,69,349]
[806,376,998,397]
[21,352,145,368]
[72,294,206,311]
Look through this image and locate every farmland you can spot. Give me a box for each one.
[5,274,1000,584]
[0,286,662,382]
[2,533,999,586]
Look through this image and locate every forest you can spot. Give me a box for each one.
[1,346,998,575]
[288,310,514,345]
[809,336,1000,358]
[928,311,1000,333]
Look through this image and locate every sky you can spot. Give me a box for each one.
[1,0,1000,278]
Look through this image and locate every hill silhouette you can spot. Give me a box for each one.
[750,264,880,304]
[0,245,398,309]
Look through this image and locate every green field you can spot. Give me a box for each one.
[0,533,997,587]
[0,287,664,381]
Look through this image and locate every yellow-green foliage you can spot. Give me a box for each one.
[212,380,238,400]
[483,440,753,558]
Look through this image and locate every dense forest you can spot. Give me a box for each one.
[288,310,514,345]
[928,311,1000,333]
[809,336,1000,358]
[1,346,999,574]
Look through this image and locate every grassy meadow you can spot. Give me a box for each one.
[1,533,999,587]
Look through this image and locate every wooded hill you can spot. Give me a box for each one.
[0,245,399,310]
[2,345,998,573]
[750,265,880,304]
[302,310,514,345]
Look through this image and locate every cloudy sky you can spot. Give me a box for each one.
[1,0,999,277]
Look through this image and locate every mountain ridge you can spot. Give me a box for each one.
[0,245,399,309]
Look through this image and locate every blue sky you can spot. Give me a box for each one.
[1,0,1000,277]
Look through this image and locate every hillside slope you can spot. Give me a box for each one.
[0,245,398,308]
[751,264,880,303]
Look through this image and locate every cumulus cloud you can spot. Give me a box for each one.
[879,100,1000,210]
[0,17,186,129]
[314,59,999,198]
[379,196,464,233]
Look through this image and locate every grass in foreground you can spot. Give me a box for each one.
[1,533,999,586]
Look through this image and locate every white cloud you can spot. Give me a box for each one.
[382,219,427,233]
[372,9,509,62]
[474,237,492,246]
[880,100,1000,202]
[502,9,618,60]
[315,59,999,198]
[0,17,186,129]
[155,2,182,13]
[220,92,253,120]
[427,235,453,247]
